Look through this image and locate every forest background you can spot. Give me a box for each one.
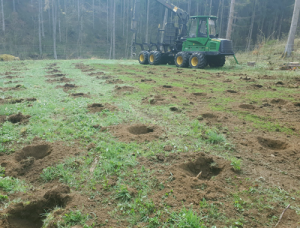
[0,0,298,60]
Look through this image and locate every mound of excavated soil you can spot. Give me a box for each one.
[70,93,90,98]
[1,142,82,182]
[109,124,164,143]
[202,113,218,119]
[2,185,71,228]
[0,84,24,91]
[257,137,289,150]
[270,99,288,105]
[87,103,118,113]
[139,152,235,209]
[0,97,36,105]
[114,86,136,95]
[239,104,256,110]
[226,90,238,93]
[106,79,124,84]
[7,113,31,124]
[56,83,77,92]
[142,95,178,105]
[46,77,73,83]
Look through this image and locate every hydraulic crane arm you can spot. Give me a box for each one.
[155,0,189,37]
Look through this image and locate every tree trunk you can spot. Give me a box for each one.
[219,0,224,37]
[226,0,235,40]
[277,13,283,40]
[145,0,150,43]
[1,0,5,32]
[12,0,16,12]
[112,0,116,59]
[38,0,43,58]
[131,0,137,59]
[92,0,95,30]
[209,0,213,15]
[284,0,300,57]
[41,0,45,37]
[246,0,257,52]
[77,0,80,21]
[52,0,57,59]
[107,0,109,55]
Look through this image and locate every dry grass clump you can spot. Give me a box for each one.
[0,54,20,61]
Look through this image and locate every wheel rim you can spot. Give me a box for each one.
[177,56,183,65]
[139,54,144,62]
[191,57,198,67]
[149,54,154,63]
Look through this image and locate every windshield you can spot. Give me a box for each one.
[198,20,207,37]
[208,19,217,37]
[188,19,198,38]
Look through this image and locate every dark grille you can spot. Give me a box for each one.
[219,40,234,54]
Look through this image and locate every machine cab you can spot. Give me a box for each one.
[183,16,218,52]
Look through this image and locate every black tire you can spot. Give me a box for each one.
[149,51,162,65]
[207,55,226,68]
[189,53,207,69]
[138,51,149,65]
[175,52,189,68]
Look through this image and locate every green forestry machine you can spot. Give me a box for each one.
[132,0,238,69]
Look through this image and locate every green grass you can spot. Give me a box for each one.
[1,59,300,227]
[0,177,29,193]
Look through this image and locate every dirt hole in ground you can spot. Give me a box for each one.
[163,85,172,88]
[239,104,255,110]
[202,113,218,119]
[226,90,237,93]
[294,102,300,107]
[192,93,207,96]
[270,99,288,105]
[63,83,75,88]
[179,156,222,180]
[15,144,52,162]
[6,185,70,228]
[70,93,90,98]
[87,103,117,113]
[257,137,288,150]
[8,113,31,124]
[128,125,154,135]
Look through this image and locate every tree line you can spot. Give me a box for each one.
[0,0,299,59]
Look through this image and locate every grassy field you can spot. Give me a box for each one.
[0,56,300,228]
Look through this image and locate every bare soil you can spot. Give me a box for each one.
[87,103,118,113]
[108,124,164,143]
[1,142,82,183]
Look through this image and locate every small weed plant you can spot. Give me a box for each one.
[230,157,242,171]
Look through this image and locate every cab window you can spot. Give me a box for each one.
[198,20,207,37]
[208,19,217,38]
[188,19,198,38]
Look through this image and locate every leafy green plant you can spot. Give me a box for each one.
[206,130,226,144]
[61,210,91,227]
[0,177,28,193]
[0,194,8,201]
[230,157,242,171]
[0,166,5,177]
[115,185,132,202]
[168,207,205,228]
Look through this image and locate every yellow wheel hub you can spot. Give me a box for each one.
[191,57,198,67]
[177,56,183,65]
[139,54,144,62]
[149,54,154,63]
